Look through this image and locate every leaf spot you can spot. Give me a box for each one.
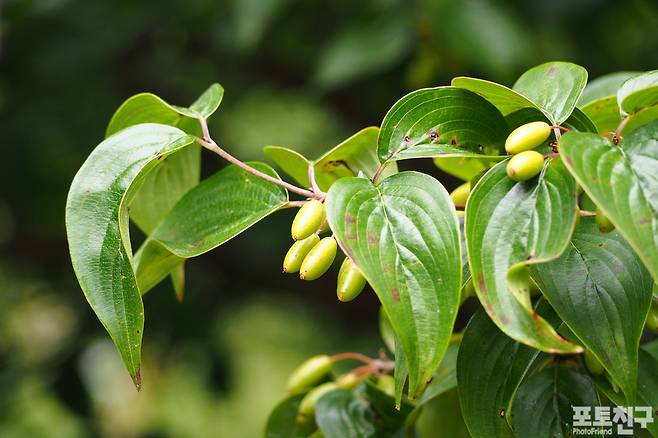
[391,288,400,302]
[499,408,506,417]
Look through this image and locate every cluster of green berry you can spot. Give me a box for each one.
[283,199,367,302]
[286,354,395,431]
[504,121,552,181]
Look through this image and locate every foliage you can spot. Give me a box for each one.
[64,61,658,437]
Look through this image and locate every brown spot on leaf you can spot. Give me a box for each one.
[477,273,487,294]
[367,233,378,245]
[391,288,400,302]
[547,67,556,75]
[638,217,651,225]
[345,214,356,225]
[526,253,536,261]
[499,408,506,417]
[450,137,457,145]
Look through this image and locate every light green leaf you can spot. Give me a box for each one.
[66,123,196,386]
[188,83,224,118]
[458,307,544,438]
[618,70,658,114]
[265,128,398,191]
[314,127,396,191]
[581,96,621,133]
[465,158,582,353]
[579,71,640,106]
[532,218,653,403]
[513,61,588,124]
[325,172,461,398]
[511,366,600,438]
[418,340,459,404]
[263,145,311,188]
[377,87,509,163]
[133,240,183,295]
[560,122,658,281]
[452,76,539,116]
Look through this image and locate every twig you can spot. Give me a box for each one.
[552,126,562,141]
[371,162,389,184]
[308,164,325,198]
[196,119,322,200]
[543,152,560,159]
[330,352,373,364]
[579,209,596,217]
[281,201,307,209]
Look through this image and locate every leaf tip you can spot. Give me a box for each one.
[131,368,142,392]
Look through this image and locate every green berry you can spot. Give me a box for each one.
[337,258,367,302]
[297,382,339,419]
[595,207,615,233]
[449,182,471,207]
[376,374,395,397]
[291,200,325,241]
[584,349,604,376]
[506,150,544,181]
[300,237,337,281]
[646,301,658,333]
[505,121,552,154]
[287,354,333,393]
[283,234,321,273]
[336,372,361,390]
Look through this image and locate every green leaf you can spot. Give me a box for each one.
[560,122,658,281]
[66,123,196,386]
[264,127,398,192]
[579,71,640,106]
[377,87,509,163]
[325,171,462,398]
[458,307,543,438]
[465,158,582,353]
[511,366,600,438]
[315,389,377,438]
[418,340,459,404]
[140,162,288,259]
[532,217,653,404]
[581,96,621,134]
[314,127,396,191]
[512,61,588,125]
[618,70,658,114]
[133,240,183,295]
[263,145,311,188]
[361,381,414,433]
[433,156,490,181]
[415,389,470,438]
[265,394,310,438]
[188,83,224,118]
[451,76,540,117]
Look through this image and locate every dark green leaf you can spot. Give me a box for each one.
[265,394,311,438]
[618,70,658,114]
[66,123,196,385]
[458,307,543,438]
[533,218,653,403]
[325,172,462,398]
[315,390,377,438]
[465,158,582,353]
[512,61,588,124]
[418,340,459,404]
[511,366,600,438]
[377,87,509,163]
[415,389,470,438]
[560,122,658,281]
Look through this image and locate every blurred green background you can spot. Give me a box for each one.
[0,0,657,436]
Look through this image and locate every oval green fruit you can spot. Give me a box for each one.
[584,349,604,376]
[336,372,361,390]
[287,354,333,393]
[449,182,470,207]
[300,237,337,281]
[291,200,325,241]
[505,121,552,154]
[336,258,367,302]
[595,207,615,233]
[283,234,321,273]
[297,381,339,419]
[646,301,658,333]
[506,150,544,181]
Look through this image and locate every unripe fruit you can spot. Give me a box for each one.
[291,200,325,241]
[505,121,552,154]
[336,372,361,390]
[283,234,321,273]
[297,382,339,419]
[506,151,544,181]
[337,258,367,302]
[300,237,337,281]
[450,182,470,207]
[646,301,658,333]
[287,354,333,393]
[376,374,395,397]
[584,349,604,376]
[595,207,615,233]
